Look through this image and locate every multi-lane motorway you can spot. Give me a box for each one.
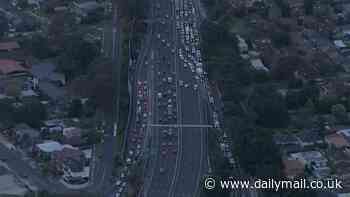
[122,0,210,196]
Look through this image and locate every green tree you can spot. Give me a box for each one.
[236,127,283,178]
[21,35,54,59]
[68,99,83,118]
[316,96,339,114]
[271,30,291,48]
[88,58,114,114]
[293,99,315,129]
[119,0,148,21]
[304,0,316,15]
[0,99,14,125]
[58,35,98,81]
[85,130,102,144]
[17,0,29,9]
[251,86,289,128]
[332,104,348,123]
[274,0,291,17]
[0,14,9,38]
[14,99,47,128]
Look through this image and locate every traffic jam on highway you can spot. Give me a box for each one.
[152,0,208,177]
[174,0,222,131]
[112,0,223,196]
[113,79,150,197]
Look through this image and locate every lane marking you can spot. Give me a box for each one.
[149,124,213,128]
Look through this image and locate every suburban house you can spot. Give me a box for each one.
[330,149,350,194]
[338,129,350,142]
[0,59,29,79]
[62,127,83,146]
[296,130,324,147]
[290,151,331,178]
[325,133,350,149]
[40,119,64,136]
[274,134,303,154]
[50,147,87,183]
[71,1,103,23]
[34,140,76,160]
[0,59,34,98]
[282,157,305,179]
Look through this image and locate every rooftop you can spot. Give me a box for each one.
[283,158,305,179]
[74,1,101,12]
[273,134,299,145]
[63,127,82,138]
[290,151,326,163]
[325,133,350,149]
[296,130,323,144]
[31,62,65,83]
[338,129,350,138]
[0,41,20,51]
[0,59,27,75]
[36,141,63,153]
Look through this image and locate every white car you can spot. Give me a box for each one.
[214,120,220,128]
[209,96,214,104]
[179,80,184,86]
[115,180,121,186]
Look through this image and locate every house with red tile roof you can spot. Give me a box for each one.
[283,158,305,179]
[0,41,20,51]
[325,133,350,149]
[0,59,28,76]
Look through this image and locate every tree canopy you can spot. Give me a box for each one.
[14,99,47,128]
[57,35,99,81]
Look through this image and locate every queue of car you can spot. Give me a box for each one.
[113,79,151,196]
[136,0,211,178]
[175,0,209,93]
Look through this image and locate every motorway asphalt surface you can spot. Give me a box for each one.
[130,0,210,196]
